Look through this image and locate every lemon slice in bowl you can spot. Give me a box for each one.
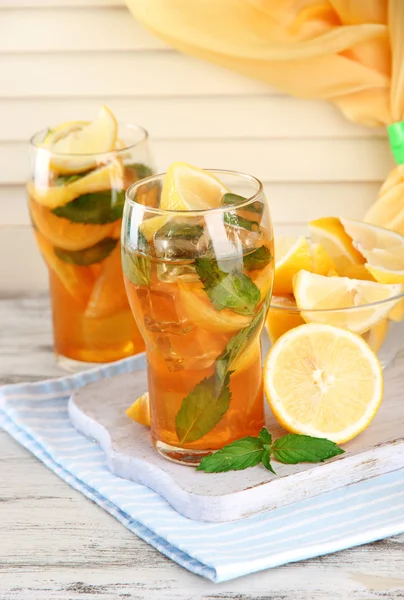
[126,392,150,427]
[340,218,404,252]
[274,235,312,295]
[293,270,404,334]
[160,162,228,211]
[310,242,337,276]
[266,295,305,343]
[43,106,118,174]
[264,323,383,444]
[309,217,364,273]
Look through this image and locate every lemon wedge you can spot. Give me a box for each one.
[309,217,364,273]
[126,392,150,427]
[264,323,383,444]
[274,235,312,295]
[293,270,404,334]
[160,162,227,211]
[266,295,305,343]
[43,106,118,174]
[27,160,124,209]
[341,218,404,252]
[310,242,337,276]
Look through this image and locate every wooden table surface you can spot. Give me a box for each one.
[1,295,404,600]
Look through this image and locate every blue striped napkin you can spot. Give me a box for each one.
[1,354,404,583]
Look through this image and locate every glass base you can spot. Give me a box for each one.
[155,441,216,467]
[55,354,106,373]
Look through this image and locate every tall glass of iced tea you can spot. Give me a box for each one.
[27,107,154,369]
[122,163,274,464]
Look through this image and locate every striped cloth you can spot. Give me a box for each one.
[1,354,403,583]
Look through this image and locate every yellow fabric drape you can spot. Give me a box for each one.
[126,0,404,233]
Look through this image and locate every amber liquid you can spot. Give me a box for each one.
[27,164,148,365]
[125,236,274,459]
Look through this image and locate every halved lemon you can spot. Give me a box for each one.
[274,235,312,295]
[264,323,383,444]
[126,392,150,427]
[43,106,118,174]
[34,230,94,306]
[29,196,114,251]
[266,296,305,343]
[293,270,404,334]
[160,162,227,211]
[309,217,364,273]
[27,160,124,209]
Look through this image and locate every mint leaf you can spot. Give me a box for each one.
[54,170,93,186]
[259,427,272,446]
[54,237,117,266]
[261,448,276,474]
[215,299,268,380]
[197,437,264,473]
[195,257,260,315]
[155,221,204,240]
[52,190,125,224]
[124,163,153,180]
[122,248,151,287]
[176,374,231,445]
[243,246,273,270]
[222,193,264,216]
[272,434,345,464]
[224,212,259,232]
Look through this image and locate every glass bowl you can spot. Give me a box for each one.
[267,294,404,369]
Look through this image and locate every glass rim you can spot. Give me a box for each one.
[125,169,264,215]
[29,122,149,158]
[270,293,404,313]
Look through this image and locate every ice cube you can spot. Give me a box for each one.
[137,288,191,336]
[157,262,199,283]
[154,220,209,260]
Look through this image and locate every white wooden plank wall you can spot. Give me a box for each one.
[0,0,393,293]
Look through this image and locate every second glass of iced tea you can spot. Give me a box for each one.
[28,119,154,368]
[122,168,274,464]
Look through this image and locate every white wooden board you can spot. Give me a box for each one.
[69,361,404,523]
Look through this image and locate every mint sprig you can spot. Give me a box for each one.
[197,428,344,473]
[122,232,151,287]
[195,257,260,315]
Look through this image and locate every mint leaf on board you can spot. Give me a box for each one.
[175,374,231,445]
[52,190,125,224]
[197,437,264,473]
[272,434,345,464]
[215,297,269,381]
[261,448,276,474]
[243,245,273,271]
[54,237,117,266]
[259,427,272,446]
[195,257,260,316]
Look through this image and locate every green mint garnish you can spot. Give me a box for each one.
[124,163,153,180]
[222,192,264,216]
[243,245,273,270]
[52,190,126,224]
[54,171,93,186]
[175,374,232,445]
[197,428,344,473]
[122,232,151,287]
[272,434,345,464]
[54,237,117,266]
[195,257,260,316]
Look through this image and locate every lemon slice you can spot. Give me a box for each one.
[178,282,252,333]
[44,106,118,174]
[126,392,150,427]
[341,263,375,281]
[309,217,364,273]
[266,295,305,343]
[362,319,389,353]
[160,162,227,211]
[274,235,312,295]
[27,160,124,209]
[293,270,404,334]
[264,323,383,444]
[341,217,404,252]
[310,242,337,275]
